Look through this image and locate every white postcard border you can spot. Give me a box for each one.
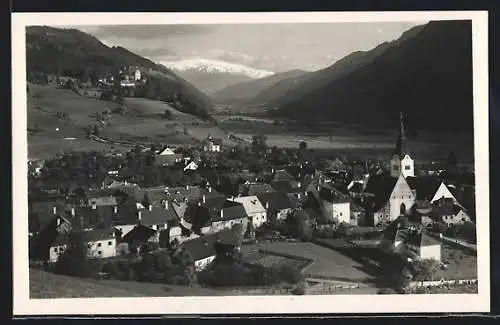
[12,11,490,315]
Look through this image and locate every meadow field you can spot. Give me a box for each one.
[26,85,475,163]
[241,242,374,283]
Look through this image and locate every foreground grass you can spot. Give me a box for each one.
[29,268,226,298]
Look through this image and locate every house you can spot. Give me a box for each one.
[180,228,242,272]
[137,201,180,233]
[430,197,472,226]
[238,182,276,196]
[203,136,222,152]
[381,218,441,262]
[208,200,249,234]
[350,203,367,226]
[87,196,118,207]
[183,161,199,172]
[365,173,416,226]
[49,227,117,263]
[155,153,183,167]
[316,184,351,224]
[234,196,267,228]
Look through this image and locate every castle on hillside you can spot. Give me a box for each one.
[390,112,415,178]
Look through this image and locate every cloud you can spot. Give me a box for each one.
[134,47,176,58]
[90,24,212,40]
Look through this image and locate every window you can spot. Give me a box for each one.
[98,251,102,255]
[108,241,112,246]
[339,212,342,216]
[97,243,102,247]
[53,247,58,252]
[404,165,411,170]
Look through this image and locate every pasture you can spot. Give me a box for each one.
[435,243,478,280]
[241,242,374,282]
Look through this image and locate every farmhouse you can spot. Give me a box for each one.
[316,184,351,224]
[234,195,267,228]
[203,136,222,152]
[49,227,117,263]
[180,228,242,272]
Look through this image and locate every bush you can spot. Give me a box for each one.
[102,261,122,279]
[279,265,304,284]
[378,288,397,294]
[292,281,307,295]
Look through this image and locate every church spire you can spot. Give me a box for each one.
[393,112,410,159]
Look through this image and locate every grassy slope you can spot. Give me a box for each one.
[30,268,226,298]
[27,84,228,157]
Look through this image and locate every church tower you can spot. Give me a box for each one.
[390,112,414,178]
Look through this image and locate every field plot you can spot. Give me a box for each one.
[248,254,311,270]
[435,243,477,280]
[241,242,373,282]
[28,135,130,159]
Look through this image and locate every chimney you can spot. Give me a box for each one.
[297,193,301,199]
[138,210,142,222]
[124,180,128,186]
[164,200,169,210]
[92,203,97,210]
[52,206,57,215]
[149,205,153,211]
[56,217,61,227]
[203,195,206,203]
[208,186,212,193]
[298,182,302,188]
[114,205,118,214]
[265,202,269,210]
[71,207,75,217]
[186,185,190,190]
[220,209,224,219]
[271,168,275,174]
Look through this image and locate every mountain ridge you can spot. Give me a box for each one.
[25,26,214,121]
[265,20,473,134]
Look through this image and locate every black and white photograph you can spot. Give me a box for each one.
[12,11,490,315]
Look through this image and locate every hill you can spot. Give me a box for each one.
[267,20,473,134]
[29,268,224,298]
[212,69,309,105]
[26,84,225,158]
[26,26,214,121]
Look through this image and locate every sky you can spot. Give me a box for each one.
[74,22,427,73]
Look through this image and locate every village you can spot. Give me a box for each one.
[27,112,478,295]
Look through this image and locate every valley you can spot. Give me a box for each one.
[27,84,473,164]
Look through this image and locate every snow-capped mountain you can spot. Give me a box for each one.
[160,59,275,79]
[159,59,275,95]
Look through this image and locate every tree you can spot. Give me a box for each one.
[251,134,267,153]
[410,259,440,282]
[54,231,94,278]
[299,141,308,151]
[163,108,173,120]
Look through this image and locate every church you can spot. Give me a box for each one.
[364,112,416,226]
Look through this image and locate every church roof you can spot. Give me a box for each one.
[392,112,410,159]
